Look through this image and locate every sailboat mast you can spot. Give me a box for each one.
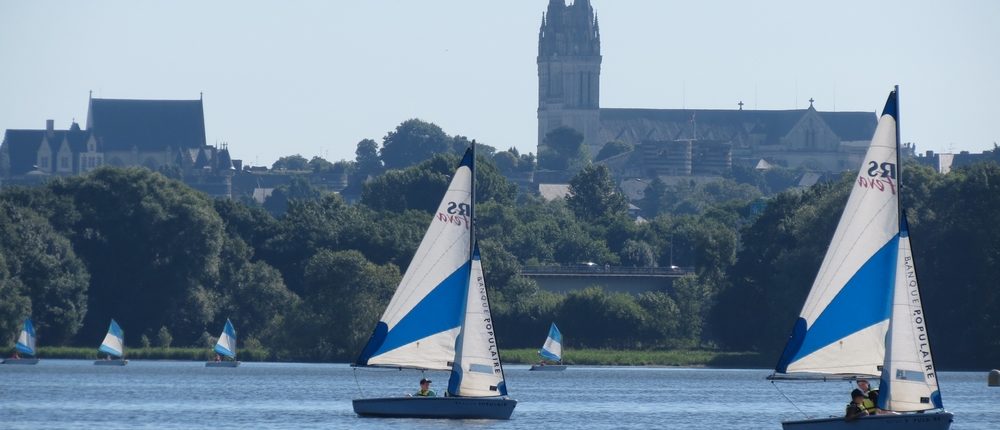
[894,85,903,224]
[470,140,476,259]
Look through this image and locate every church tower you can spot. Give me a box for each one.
[537,0,602,158]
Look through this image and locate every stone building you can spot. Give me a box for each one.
[1,95,235,197]
[537,0,878,175]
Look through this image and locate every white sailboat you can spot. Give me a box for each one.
[94,319,128,366]
[352,144,517,420]
[530,323,567,371]
[206,319,240,367]
[771,87,952,429]
[3,318,39,365]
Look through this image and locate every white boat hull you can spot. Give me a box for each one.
[353,396,517,420]
[783,412,953,430]
[2,358,39,365]
[94,359,128,366]
[205,361,240,367]
[529,364,567,371]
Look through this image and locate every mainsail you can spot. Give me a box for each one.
[878,214,942,411]
[356,149,475,371]
[448,243,508,397]
[15,318,36,356]
[539,323,563,362]
[215,319,237,359]
[99,319,125,358]
[774,91,900,378]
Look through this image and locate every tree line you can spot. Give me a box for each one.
[1,117,998,367]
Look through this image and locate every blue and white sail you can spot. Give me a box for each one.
[356,149,475,371]
[214,319,237,359]
[539,323,563,362]
[448,243,508,397]
[775,91,901,378]
[15,318,36,356]
[878,214,943,411]
[99,319,125,358]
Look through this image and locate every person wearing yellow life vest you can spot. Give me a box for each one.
[845,389,870,421]
[414,378,436,397]
[857,379,879,414]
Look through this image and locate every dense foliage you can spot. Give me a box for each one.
[2,117,998,368]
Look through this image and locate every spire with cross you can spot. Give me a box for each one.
[738,101,744,111]
[808,97,815,108]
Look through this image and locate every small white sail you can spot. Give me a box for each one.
[356,150,475,371]
[539,323,562,362]
[98,319,125,358]
[775,92,900,378]
[448,244,507,397]
[15,318,36,356]
[878,215,943,411]
[215,319,237,359]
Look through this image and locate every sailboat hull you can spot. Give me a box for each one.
[529,364,567,371]
[783,412,952,430]
[2,358,39,365]
[353,397,517,420]
[205,361,240,367]
[94,359,128,366]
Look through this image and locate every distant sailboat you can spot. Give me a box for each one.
[530,323,567,371]
[3,318,39,365]
[352,144,517,420]
[95,319,128,366]
[771,88,952,430]
[206,319,240,367]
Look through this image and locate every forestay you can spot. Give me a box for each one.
[540,323,563,362]
[878,215,942,411]
[215,319,237,359]
[99,319,125,358]
[775,93,900,378]
[16,318,36,356]
[356,150,475,371]
[448,243,508,397]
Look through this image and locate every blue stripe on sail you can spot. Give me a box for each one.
[223,319,236,338]
[448,368,463,396]
[15,343,34,355]
[878,372,891,410]
[881,90,898,121]
[776,236,898,372]
[363,262,470,360]
[99,344,123,357]
[539,348,560,362]
[215,344,236,358]
[497,380,508,396]
[931,390,943,409]
[459,147,474,171]
[16,319,35,356]
[549,323,562,343]
[109,319,124,338]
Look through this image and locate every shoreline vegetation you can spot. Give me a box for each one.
[31,346,767,367]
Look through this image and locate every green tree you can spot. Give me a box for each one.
[272,154,309,171]
[379,119,452,169]
[538,126,588,171]
[567,164,628,222]
[263,176,323,215]
[558,287,646,348]
[157,326,173,348]
[0,254,30,347]
[307,156,335,173]
[620,239,657,267]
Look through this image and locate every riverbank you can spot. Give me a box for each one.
[501,348,769,367]
[35,346,270,361]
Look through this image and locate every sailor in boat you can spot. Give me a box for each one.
[214,354,222,362]
[856,378,879,415]
[845,389,870,421]
[9,350,20,360]
[413,378,436,397]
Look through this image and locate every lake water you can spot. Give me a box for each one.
[1,361,997,429]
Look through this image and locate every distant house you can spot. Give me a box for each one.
[1,95,235,197]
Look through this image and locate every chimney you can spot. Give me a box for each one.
[46,119,54,132]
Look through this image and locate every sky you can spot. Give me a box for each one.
[1,1,998,166]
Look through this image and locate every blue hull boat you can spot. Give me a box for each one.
[353,397,517,420]
[783,412,953,430]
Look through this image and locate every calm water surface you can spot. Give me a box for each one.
[1,361,996,429]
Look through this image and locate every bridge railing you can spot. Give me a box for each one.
[521,265,694,276]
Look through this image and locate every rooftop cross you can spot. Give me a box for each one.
[809,97,815,108]
[738,100,744,111]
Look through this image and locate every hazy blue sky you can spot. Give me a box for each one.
[2,1,998,166]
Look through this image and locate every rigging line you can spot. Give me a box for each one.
[772,380,810,420]
[353,367,364,397]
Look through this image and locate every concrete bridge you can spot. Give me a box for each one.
[520,265,695,295]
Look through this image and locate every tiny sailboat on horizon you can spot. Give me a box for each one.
[3,318,39,365]
[770,87,952,430]
[530,323,566,371]
[94,318,128,366]
[352,143,517,420]
[206,319,240,367]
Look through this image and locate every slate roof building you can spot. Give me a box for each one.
[537,0,878,175]
[1,94,235,197]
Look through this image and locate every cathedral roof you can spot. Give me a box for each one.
[87,98,206,151]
